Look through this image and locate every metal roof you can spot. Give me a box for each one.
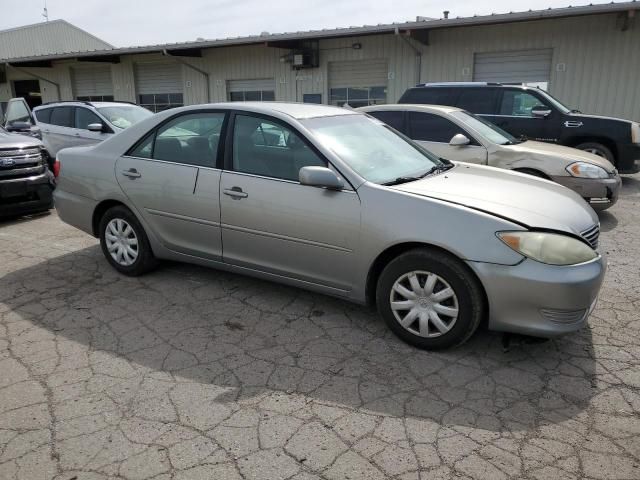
[5,1,639,64]
[0,19,113,61]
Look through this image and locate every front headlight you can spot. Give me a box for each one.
[497,231,597,265]
[566,162,608,179]
[632,122,640,144]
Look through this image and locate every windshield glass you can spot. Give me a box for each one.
[97,105,153,129]
[451,111,519,145]
[536,90,571,114]
[301,114,444,184]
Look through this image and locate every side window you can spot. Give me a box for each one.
[150,112,226,167]
[368,111,405,133]
[34,108,52,124]
[129,134,153,159]
[75,108,102,130]
[499,90,548,117]
[408,112,470,143]
[232,114,325,182]
[400,88,457,106]
[50,107,74,127]
[456,89,499,115]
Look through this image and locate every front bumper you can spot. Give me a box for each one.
[467,255,606,337]
[616,143,640,174]
[0,172,54,218]
[552,174,621,210]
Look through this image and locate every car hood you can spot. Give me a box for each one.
[392,163,599,235]
[505,140,616,172]
[0,129,43,149]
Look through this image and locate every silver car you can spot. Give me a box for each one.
[54,102,606,349]
[4,98,153,157]
[360,104,621,210]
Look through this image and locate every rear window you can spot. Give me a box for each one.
[50,107,74,127]
[399,88,457,106]
[34,108,53,124]
[456,89,500,115]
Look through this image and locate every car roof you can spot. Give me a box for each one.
[359,104,463,115]
[33,101,137,110]
[411,82,531,90]
[175,102,359,120]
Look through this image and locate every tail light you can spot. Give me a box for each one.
[53,158,60,178]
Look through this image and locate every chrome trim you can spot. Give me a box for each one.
[580,224,600,249]
[121,155,220,172]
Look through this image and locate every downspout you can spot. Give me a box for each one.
[395,29,422,86]
[162,49,211,103]
[5,62,61,100]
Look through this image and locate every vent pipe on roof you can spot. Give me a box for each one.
[443,11,450,19]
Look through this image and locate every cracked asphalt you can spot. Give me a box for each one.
[1,174,639,480]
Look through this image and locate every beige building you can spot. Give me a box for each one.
[1,2,639,121]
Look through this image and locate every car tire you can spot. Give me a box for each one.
[575,142,614,163]
[99,205,158,276]
[376,248,485,350]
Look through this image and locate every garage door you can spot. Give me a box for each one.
[473,49,553,85]
[72,66,113,101]
[135,63,183,112]
[227,79,275,101]
[328,59,388,107]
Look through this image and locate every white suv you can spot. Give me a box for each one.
[4,99,153,156]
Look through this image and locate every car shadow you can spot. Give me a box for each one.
[620,174,640,195]
[1,244,597,432]
[0,209,51,226]
[598,210,618,232]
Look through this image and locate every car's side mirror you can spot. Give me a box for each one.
[6,121,32,132]
[299,166,344,190]
[531,105,552,118]
[88,122,105,132]
[449,133,471,146]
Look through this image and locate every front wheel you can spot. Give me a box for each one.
[376,249,485,350]
[98,205,158,276]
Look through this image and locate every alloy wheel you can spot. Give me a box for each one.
[389,270,459,338]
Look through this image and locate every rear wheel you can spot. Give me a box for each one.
[98,205,157,276]
[376,249,485,350]
[575,142,614,163]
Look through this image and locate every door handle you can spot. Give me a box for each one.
[223,187,248,199]
[121,168,141,179]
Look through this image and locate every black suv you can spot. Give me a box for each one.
[0,125,54,218]
[399,83,640,173]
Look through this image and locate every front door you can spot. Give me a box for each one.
[220,113,361,291]
[484,89,556,142]
[72,106,111,147]
[407,111,488,164]
[116,111,227,260]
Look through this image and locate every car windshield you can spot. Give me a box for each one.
[536,90,571,114]
[301,114,445,184]
[451,111,520,145]
[97,105,153,129]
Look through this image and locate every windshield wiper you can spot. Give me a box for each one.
[383,164,453,186]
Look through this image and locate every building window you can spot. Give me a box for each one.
[138,93,183,113]
[330,86,386,108]
[77,95,114,102]
[228,90,275,102]
[303,93,322,104]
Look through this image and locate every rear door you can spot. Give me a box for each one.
[116,111,227,259]
[46,106,77,155]
[406,111,487,164]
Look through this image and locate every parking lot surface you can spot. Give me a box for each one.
[1,175,639,480]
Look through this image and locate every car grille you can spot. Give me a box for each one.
[0,147,45,179]
[580,224,600,249]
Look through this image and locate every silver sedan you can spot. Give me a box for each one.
[53,102,606,349]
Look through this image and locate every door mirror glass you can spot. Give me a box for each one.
[531,105,552,118]
[299,166,344,190]
[449,133,471,146]
[6,121,32,132]
[87,122,104,132]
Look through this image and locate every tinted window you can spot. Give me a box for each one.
[499,90,548,117]
[75,107,102,130]
[232,114,325,181]
[399,88,457,106]
[34,107,52,124]
[50,107,74,127]
[303,93,322,104]
[456,89,499,114]
[149,112,225,167]
[368,111,405,133]
[408,112,467,143]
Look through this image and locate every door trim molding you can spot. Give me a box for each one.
[146,208,220,227]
